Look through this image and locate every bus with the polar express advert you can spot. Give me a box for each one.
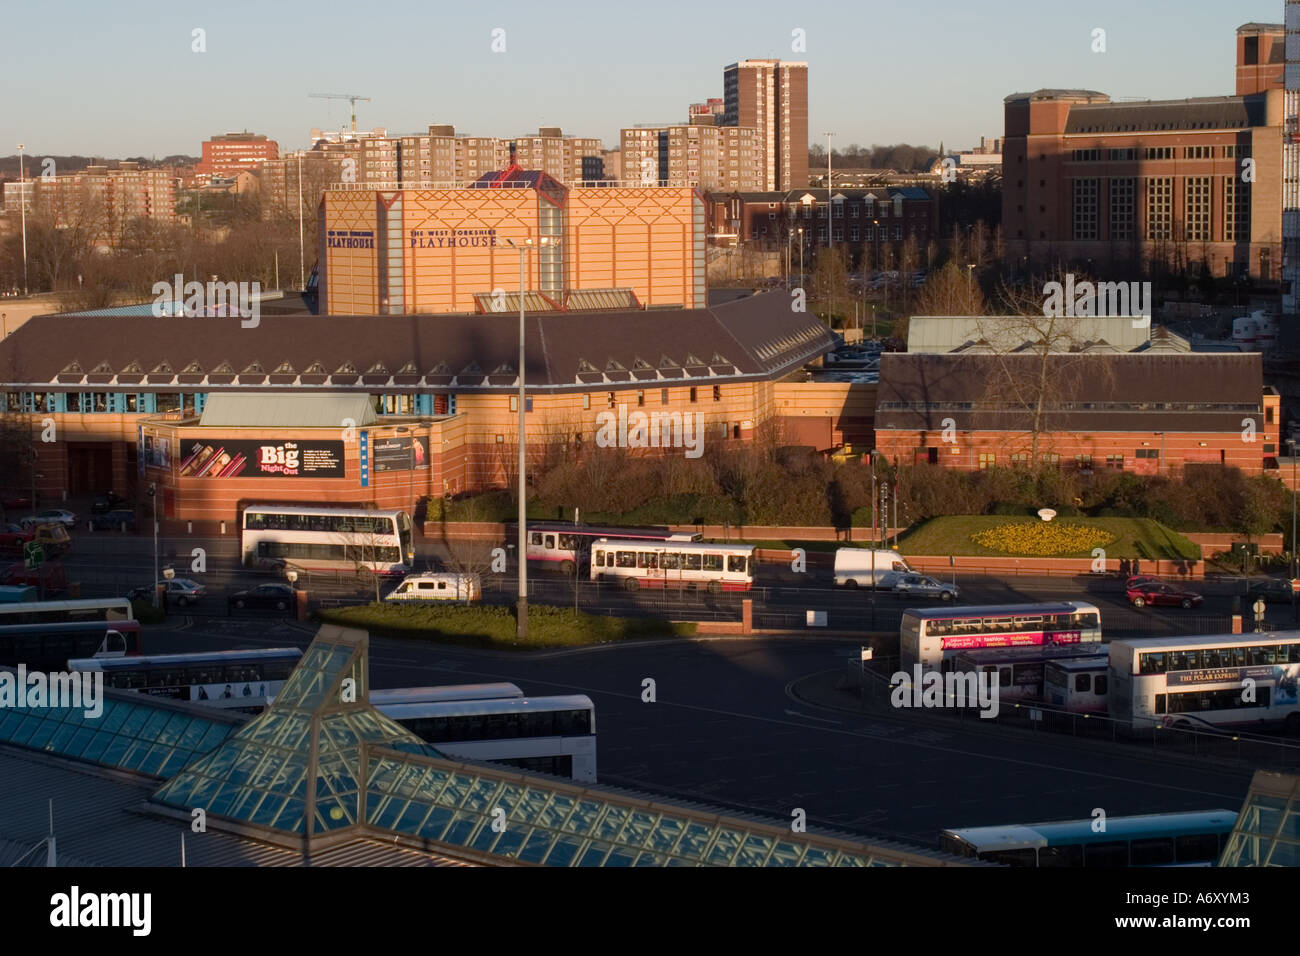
[1107,633,1300,734]
[900,602,1102,673]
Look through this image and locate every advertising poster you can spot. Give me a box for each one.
[373,435,429,473]
[177,439,345,479]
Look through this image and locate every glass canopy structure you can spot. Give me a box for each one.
[1219,770,1300,867]
[2,629,972,866]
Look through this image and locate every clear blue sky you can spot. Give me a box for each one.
[0,0,1277,159]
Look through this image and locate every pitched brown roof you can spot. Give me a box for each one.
[0,293,835,393]
[875,352,1265,433]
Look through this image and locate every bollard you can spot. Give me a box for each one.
[187,522,192,534]
[121,522,127,533]
[87,520,93,533]
[220,521,226,535]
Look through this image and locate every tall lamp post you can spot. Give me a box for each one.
[797,227,804,286]
[17,144,28,296]
[147,483,160,608]
[825,131,834,249]
[1289,438,1297,622]
[505,237,551,641]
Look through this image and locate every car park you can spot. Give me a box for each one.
[1127,581,1204,609]
[228,583,298,612]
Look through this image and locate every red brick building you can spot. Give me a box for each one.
[197,132,279,177]
[1236,22,1284,96]
[874,350,1281,475]
[710,187,939,255]
[1001,87,1282,281]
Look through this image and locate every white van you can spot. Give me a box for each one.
[385,572,482,603]
[833,548,913,588]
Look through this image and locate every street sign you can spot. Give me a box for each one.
[23,542,43,570]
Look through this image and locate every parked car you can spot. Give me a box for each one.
[127,578,207,606]
[4,561,67,594]
[20,509,76,529]
[385,572,481,603]
[1125,575,1164,590]
[884,572,959,601]
[89,509,137,531]
[1247,577,1297,604]
[1,493,35,510]
[228,583,298,612]
[91,492,128,515]
[1127,581,1204,609]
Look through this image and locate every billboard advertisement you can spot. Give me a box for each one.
[373,435,429,473]
[177,439,345,479]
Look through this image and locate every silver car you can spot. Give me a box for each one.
[888,573,959,602]
[160,578,207,606]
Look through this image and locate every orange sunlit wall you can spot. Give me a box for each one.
[401,188,543,314]
[567,187,704,309]
[322,184,706,314]
[321,192,380,314]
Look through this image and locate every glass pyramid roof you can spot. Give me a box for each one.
[153,627,440,836]
[1219,770,1300,867]
[0,672,239,778]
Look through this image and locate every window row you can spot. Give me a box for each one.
[1138,643,1300,674]
[594,550,749,573]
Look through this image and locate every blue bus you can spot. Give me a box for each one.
[939,810,1238,867]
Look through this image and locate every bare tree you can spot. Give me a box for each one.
[914,260,987,316]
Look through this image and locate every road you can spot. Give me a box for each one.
[137,619,1257,845]
[54,530,1300,635]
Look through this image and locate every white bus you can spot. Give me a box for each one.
[68,648,302,713]
[241,504,414,576]
[370,683,524,706]
[1108,632,1300,734]
[590,538,755,593]
[901,602,1102,673]
[376,694,597,782]
[1044,655,1110,714]
[0,597,134,625]
[952,645,1104,705]
[515,522,701,576]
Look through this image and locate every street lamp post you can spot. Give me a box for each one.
[297,153,305,291]
[825,132,834,249]
[797,227,804,286]
[148,483,159,608]
[505,237,551,641]
[17,144,28,296]
[1289,438,1297,622]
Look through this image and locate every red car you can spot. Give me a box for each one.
[1127,581,1203,609]
[1125,575,1163,590]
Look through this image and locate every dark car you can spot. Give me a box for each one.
[228,583,298,612]
[91,492,128,515]
[1127,581,1204,609]
[1247,577,1297,604]
[89,509,136,531]
[1125,575,1164,590]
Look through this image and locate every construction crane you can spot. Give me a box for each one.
[309,93,371,134]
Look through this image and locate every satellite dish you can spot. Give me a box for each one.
[1037,508,1057,522]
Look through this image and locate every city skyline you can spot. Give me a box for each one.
[1,0,1273,159]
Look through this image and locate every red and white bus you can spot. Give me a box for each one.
[514,522,701,575]
[901,602,1102,673]
[590,539,755,593]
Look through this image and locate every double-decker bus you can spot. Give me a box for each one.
[0,597,133,625]
[951,645,1105,705]
[375,694,597,782]
[241,505,413,576]
[900,602,1102,673]
[369,683,524,707]
[1108,633,1300,734]
[0,619,142,672]
[512,521,701,576]
[940,810,1238,867]
[1044,655,1110,713]
[590,539,754,593]
[68,648,302,713]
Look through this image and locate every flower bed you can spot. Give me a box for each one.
[970,522,1116,557]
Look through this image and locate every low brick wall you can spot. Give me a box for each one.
[426,521,899,542]
[907,555,1204,579]
[1182,532,1284,555]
